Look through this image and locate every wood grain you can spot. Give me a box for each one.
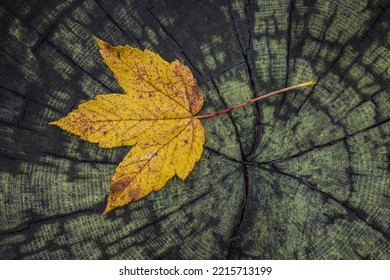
[0,0,389,259]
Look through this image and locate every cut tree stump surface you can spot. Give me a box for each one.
[0,0,389,259]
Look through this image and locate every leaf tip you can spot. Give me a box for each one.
[92,35,110,50]
[102,203,113,216]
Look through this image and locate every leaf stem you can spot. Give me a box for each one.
[195,80,316,119]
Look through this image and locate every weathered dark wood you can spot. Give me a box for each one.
[0,0,389,259]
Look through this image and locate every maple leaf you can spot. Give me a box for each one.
[50,37,315,215]
[50,37,205,215]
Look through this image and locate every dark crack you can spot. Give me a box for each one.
[46,41,116,93]
[18,89,34,124]
[254,118,390,165]
[227,0,261,158]
[361,2,390,41]
[0,119,50,139]
[227,161,249,259]
[146,6,203,78]
[271,164,389,241]
[204,146,242,164]
[31,0,84,52]
[209,78,249,259]
[95,0,143,48]
[285,0,293,87]
[0,208,98,236]
[0,85,62,114]
[109,189,212,258]
[210,78,245,155]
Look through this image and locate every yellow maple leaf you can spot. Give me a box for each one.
[50,37,315,215]
[50,37,205,215]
